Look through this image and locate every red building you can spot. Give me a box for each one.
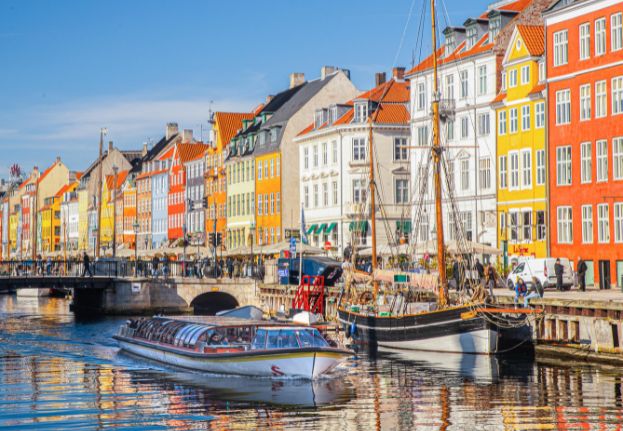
[545,0,623,289]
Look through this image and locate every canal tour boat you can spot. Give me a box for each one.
[113,316,352,380]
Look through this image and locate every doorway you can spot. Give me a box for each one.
[599,260,611,290]
[585,260,595,288]
[617,260,623,289]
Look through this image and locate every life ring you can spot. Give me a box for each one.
[358,291,374,303]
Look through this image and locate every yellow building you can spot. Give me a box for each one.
[9,212,18,256]
[77,188,89,251]
[495,25,547,261]
[40,198,56,253]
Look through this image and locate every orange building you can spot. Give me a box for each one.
[254,152,281,245]
[545,0,623,289]
[121,176,137,247]
[206,112,254,247]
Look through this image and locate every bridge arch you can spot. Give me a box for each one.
[190,291,239,315]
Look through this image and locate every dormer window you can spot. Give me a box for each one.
[445,33,456,56]
[354,101,368,123]
[466,26,477,49]
[489,16,501,40]
[258,131,266,147]
[314,109,325,128]
[270,127,280,142]
[329,105,338,124]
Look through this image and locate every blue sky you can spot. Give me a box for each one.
[0,0,490,175]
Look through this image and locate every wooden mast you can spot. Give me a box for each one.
[431,0,448,306]
[368,116,379,298]
[95,130,104,258]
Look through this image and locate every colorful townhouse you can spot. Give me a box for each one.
[407,0,551,259]
[120,173,137,248]
[494,25,547,262]
[185,149,207,245]
[59,178,80,253]
[253,68,358,246]
[102,169,129,252]
[151,151,172,249]
[1,196,8,258]
[295,70,409,254]
[206,112,254,250]
[545,0,623,289]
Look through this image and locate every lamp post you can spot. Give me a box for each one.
[182,222,187,278]
[111,164,118,259]
[95,127,108,258]
[133,220,139,277]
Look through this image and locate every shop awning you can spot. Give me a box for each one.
[325,222,337,234]
[316,223,328,234]
[396,220,412,234]
[306,224,318,235]
[349,221,369,233]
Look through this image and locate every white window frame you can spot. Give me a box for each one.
[536,149,546,185]
[613,13,623,52]
[460,159,470,191]
[580,141,592,183]
[595,17,606,56]
[498,110,507,135]
[521,149,532,189]
[499,155,507,189]
[459,70,469,99]
[509,69,518,87]
[510,108,518,133]
[582,204,593,244]
[596,80,607,118]
[556,146,572,186]
[557,206,573,244]
[352,137,366,161]
[615,202,623,243]
[509,151,520,190]
[556,89,571,125]
[520,65,530,85]
[597,203,610,243]
[612,76,623,115]
[580,84,591,121]
[478,65,487,96]
[579,22,591,60]
[597,139,608,182]
[535,102,545,128]
[479,157,491,190]
[521,105,531,131]
[613,137,623,180]
[553,30,568,66]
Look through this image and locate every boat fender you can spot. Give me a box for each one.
[347,322,357,339]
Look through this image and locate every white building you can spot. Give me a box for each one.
[407,1,537,252]
[294,69,411,256]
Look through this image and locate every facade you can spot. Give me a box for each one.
[495,25,548,261]
[295,70,410,254]
[121,175,137,248]
[151,165,169,249]
[545,0,623,289]
[185,152,207,245]
[60,181,80,253]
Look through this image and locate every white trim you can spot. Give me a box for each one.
[544,0,622,25]
[548,59,623,83]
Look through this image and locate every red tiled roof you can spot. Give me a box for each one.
[357,79,410,103]
[492,92,507,103]
[499,0,531,13]
[54,183,73,198]
[177,143,209,164]
[158,146,175,161]
[373,104,410,124]
[517,25,545,56]
[105,170,129,192]
[408,36,492,75]
[529,83,545,95]
[214,112,254,147]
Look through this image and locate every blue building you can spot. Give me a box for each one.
[151,162,169,249]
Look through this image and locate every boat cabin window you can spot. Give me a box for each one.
[296,328,330,348]
[251,329,267,349]
[266,329,301,349]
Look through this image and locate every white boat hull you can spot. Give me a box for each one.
[117,339,346,380]
[377,328,499,354]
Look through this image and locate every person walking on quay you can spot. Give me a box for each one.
[227,257,233,278]
[485,263,496,297]
[577,257,587,292]
[554,258,564,291]
[474,258,485,282]
[82,252,93,277]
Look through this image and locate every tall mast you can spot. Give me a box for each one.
[431,0,448,306]
[368,116,379,297]
[95,128,106,258]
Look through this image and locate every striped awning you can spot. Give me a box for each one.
[325,222,337,234]
[349,221,369,233]
[396,220,412,234]
[306,224,318,235]
[316,223,328,234]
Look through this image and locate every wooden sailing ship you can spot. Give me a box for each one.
[336,0,539,354]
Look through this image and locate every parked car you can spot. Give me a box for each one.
[506,258,574,291]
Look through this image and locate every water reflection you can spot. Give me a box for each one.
[2,295,623,430]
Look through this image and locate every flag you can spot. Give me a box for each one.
[301,204,309,245]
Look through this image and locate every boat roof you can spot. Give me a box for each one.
[153,315,296,328]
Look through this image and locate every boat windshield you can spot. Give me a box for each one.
[295,328,330,348]
[251,328,329,350]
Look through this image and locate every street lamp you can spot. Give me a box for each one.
[249,222,255,278]
[133,220,139,277]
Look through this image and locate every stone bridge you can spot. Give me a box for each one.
[71,277,261,315]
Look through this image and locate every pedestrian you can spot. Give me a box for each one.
[577,257,587,292]
[152,255,159,277]
[82,252,93,277]
[474,258,485,282]
[227,257,233,279]
[452,257,463,291]
[554,258,564,291]
[513,277,528,308]
[523,277,544,307]
[485,263,496,297]
[45,257,52,276]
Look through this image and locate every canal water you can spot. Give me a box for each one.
[1,295,622,430]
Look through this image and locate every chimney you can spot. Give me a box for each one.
[321,66,337,80]
[108,141,114,153]
[392,67,406,81]
[55,156,61,164]
[68,171,77,182]
[166,122,179,140]
[375,72,386,87]
[182,129,193,142]
[289,72,305,89]
[142,142,148,156]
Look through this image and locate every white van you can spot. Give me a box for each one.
[506,258,575,291]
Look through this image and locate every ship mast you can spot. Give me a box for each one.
[368,116,379,298]
[430,0,448,306]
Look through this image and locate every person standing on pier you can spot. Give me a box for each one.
[474,258,484,282]
[82,252,93,277]
[577,257,587,292]
[554,258,564,291]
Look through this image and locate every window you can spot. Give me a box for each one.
[479,157,491,190]
[446,119,455,141]
[509,211,519,242]
[581,142,592,183]
[597,139,608,182]
[322,183,328,206]
[270,193,275,214]
[304,186,309,208]
[460,211,473,241]
[354,102,368,123]
[521,150,532,188]
[460,70,469,99]
[537,211,546,241]
[522,105,531,131]
[598,203,610,243]
[612,76,623,115]
[580,84,591,120]
[520,65,530,85]
[582,205,594,243]
[499,155,507,188]
[445,32,456,55]
[461,116,469,139]
[445,74,454,99]
[595,17,606,56]
[417,83,426,111]
[510,108,518,133]
[556,89,571,124]
[613,13,623,52]
[417,126,429,146]
[258,162,263,180]
[332,141,338,164]
[352,179,365,203]
[332,181,338,205]
[270,159,274,177]
[466,25,477,48]
[502,71,507,90]
[538,62,545,82]
[556,146,572,186]
[510,152,519,189]
[580,22,591,60]
[447,160,455,190]
[509,69,518,87]
[322,142,328,166]
[489,16,501,40]
[460,159,470,191]
[522,211,532,242]
[498,111,507,135]
[313,145,318,167]
[394,137,408,161]
[478,65,487,95]
[614,137,623,180]
[534,102,545,128]
[395,179,409,204]
[276,192,280,213]
[313,184,319,207]
[553,30,568,66]
[352,138,366,161]
[477,113,490,136]
[596,80,607,118]
[615,202,623,243]
[557,206,573,244]
[258,194,263,215]
[537,150,546,185]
